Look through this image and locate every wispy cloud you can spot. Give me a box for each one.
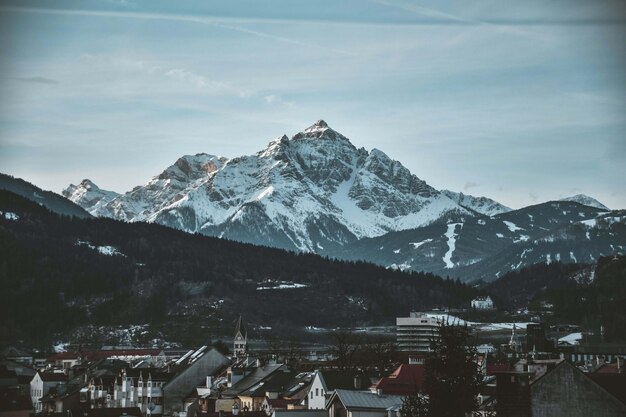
[264,94,295,107]
[0,6,354,56]
[79,54,251,98]
[372,0,541,39]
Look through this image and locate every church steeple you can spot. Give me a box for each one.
[233,315,247,358]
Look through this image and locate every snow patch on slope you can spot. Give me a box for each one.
[443,223,463,268]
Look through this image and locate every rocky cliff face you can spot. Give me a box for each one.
[65,120,471,251]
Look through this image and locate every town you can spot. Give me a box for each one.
[2,301,625,417]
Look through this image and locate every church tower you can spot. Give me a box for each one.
[233,315,247,358]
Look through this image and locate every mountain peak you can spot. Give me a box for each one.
[304,119,330,133]
[79,179,99,190]
[559,194,609,210]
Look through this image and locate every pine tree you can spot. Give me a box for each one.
[423,322,482,417]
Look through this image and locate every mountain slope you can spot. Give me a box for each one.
[559,194,609,210]
[332,201,625,281]
[65,121,474,252]
[440,190,511,216]
[0,173,92,219]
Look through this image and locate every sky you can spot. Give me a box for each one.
[0,0,625,209]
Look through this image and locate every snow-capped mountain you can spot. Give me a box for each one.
[63,120,624,280]
[333,201,625,281]
[63,179,120,215]
[559,194,609,211]
[65,121,473,251]
[440,190,511,216]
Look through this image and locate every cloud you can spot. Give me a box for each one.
[15,76,59,84]
[0,6,354,56]
[79,54,251,98]
[528,192,538,202]
[264,95,295,107]
[464,181,479,190]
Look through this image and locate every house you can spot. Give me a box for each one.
[326,389,403,417]
[39,381,83,416]
[162,347,231,416]
[218,363,287,412]
[46,351,83,370]
[495,361,626,417]
[30,371,67,412]
[0,366,32,417]
[307,370,368,410]
[370,364,426,396]
[1,347,33,367]
[471,296,494,310]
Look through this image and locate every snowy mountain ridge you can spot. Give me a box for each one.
[559,194,609,210]
[64,120,622,280]
[66,121,475,251]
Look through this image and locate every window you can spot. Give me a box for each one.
[315,388,319,396]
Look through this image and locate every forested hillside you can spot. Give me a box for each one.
[0,190,475,347]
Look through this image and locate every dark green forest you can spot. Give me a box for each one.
[0,190,475,347]
[486,258,626,342]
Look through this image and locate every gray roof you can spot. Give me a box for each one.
[273,410,327,417]
[331,389,403,410]
[222,364,286,397]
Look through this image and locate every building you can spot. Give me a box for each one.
[526,323,552,352]
[30,371,67,412]
[234,316,248,359]
[369,364,426,396]
[471,296,494,310]
[396,312,442,352]
[495,361,626,417]
[163,347,231,416]
[307,371,368,410]
[326,389,403,417]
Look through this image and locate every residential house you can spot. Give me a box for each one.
[30,371,67,412]
[0,366,32,417]
[162,347,231,416]
[369,364,425,396]
[46,352,83,370]
[495,361,626,417]
[471,296,494,310]
[308,371,368,410]
[326,389,403,417]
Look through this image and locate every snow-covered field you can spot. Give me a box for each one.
[425,313,532,332]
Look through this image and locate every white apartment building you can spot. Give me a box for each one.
[396,312,442,352]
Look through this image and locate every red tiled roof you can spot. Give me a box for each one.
[486,364,511,375]
[47,351,81,361]
[372,364,426,396]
